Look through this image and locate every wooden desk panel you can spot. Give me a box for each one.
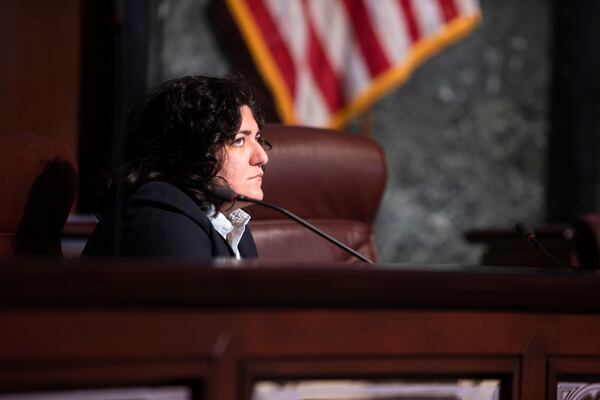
[1,261,600,400]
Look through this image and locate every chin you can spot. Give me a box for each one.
[248,190,264,200]
[236,187,263,201]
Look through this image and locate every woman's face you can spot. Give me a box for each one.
[218,105,269,203]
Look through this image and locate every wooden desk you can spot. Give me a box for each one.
[464,225,580,268]
[1,261,600,400]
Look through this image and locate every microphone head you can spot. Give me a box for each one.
[515,222,537,244]
[211,185,236,202]
[515,222,534,237]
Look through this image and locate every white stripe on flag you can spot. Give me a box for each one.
[413,0,445,37]
[264,0,305,120]
[263,0,305,72]
[264,0,329,125]
[308,0,371,99]
[363,0,412,64]
[296,70,330,127]
[306,0,349,73]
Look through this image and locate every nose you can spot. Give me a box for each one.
[251,140,269,167]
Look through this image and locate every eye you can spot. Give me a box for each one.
[231,136,245,147]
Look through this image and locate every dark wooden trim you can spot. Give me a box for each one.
[1,262,600,312]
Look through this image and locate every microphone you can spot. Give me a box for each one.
[212,185,373,264]
[515,223,570,267]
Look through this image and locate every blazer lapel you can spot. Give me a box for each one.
[238,228,258,258]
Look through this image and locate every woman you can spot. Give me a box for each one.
[83,75,270,260]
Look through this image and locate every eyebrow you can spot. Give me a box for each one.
[237,129,260,136]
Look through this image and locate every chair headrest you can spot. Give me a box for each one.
[251,124,387,224]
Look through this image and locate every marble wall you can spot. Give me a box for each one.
[151,0,551,265]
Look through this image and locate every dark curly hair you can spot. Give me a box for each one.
[102,75,267,212]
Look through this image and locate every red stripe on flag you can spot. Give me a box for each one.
[246,0,297,97]
[342,0,391,77]
[437,0,459,22]
[301,0,345,113]
[398,0,420,43]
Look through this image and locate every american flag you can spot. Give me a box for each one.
[227,0,481,128]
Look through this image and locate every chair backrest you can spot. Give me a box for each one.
[249,124,387,263]
[573,213,600,268]
[0,128,77,256]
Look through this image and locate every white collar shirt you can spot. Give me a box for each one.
[206,206,251,260]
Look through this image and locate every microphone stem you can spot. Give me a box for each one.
[515,222,571,268]
[240,196,373,264]
[530,238,568,268]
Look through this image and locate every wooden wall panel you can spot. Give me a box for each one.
[0,0,81,158]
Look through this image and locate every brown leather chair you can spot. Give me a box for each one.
[572,213,600,268]
[0,128,77,256]
[249,124,387,263]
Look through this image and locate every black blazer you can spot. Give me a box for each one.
[82,181,258,261]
